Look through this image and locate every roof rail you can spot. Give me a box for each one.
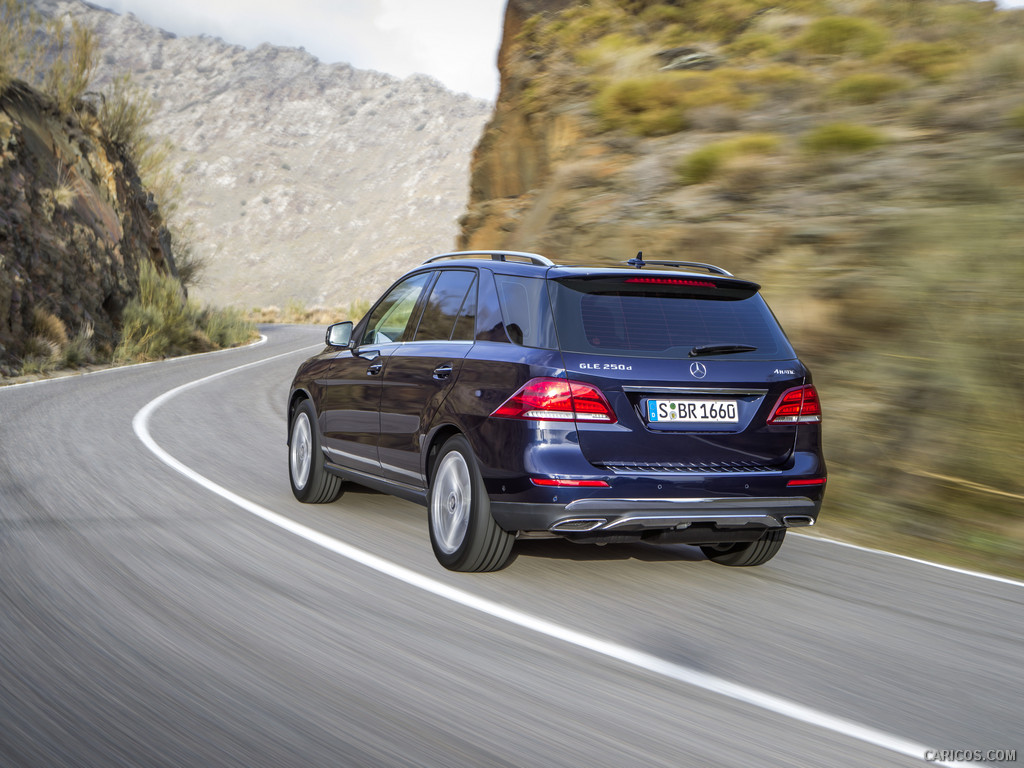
[625,253,733,276]
[423,250,556,267]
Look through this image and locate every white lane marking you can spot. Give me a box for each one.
[0,334,268,392]
[794,533,1024,589]
[133,352,968,768]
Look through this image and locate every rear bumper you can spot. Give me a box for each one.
[491,495,820,537]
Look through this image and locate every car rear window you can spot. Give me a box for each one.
[549,276,794,360]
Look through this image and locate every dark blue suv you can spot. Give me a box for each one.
[287,251,825,571]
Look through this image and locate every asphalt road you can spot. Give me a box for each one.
[1,324,1021,768]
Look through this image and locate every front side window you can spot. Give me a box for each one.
[361,272,431,345]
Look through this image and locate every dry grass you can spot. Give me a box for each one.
[249,297,369,326]
[827,73,908,104]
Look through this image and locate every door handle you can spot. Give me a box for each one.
[433,363,454,380]
[367,362,383,376]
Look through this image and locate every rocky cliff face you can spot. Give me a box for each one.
[460,0,1024,345]
[33,0,491,310]
[0,80,175,374]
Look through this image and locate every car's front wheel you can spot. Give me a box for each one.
[429,435,514,572]
[289,399,343,504]
[700,528,785,566]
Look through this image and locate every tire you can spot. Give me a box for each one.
[700,528,786,567]
[428,435,514,572]
[288,399,343,504]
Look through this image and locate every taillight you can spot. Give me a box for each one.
[768,385,821,424]
[491,378,617,423]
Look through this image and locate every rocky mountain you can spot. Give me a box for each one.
[0,79,176,375]
[466,0,1024,572]
[33,0,491,310]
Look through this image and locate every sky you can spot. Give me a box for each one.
[97,0,508,100]
[95,0,1024,101]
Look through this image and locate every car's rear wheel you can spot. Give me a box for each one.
[700,528,786,566]
[429,435,513,572]
[289,399,343,504]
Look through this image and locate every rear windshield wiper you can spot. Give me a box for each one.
[689,344,758,357]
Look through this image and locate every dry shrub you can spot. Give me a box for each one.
[32,307,68,347]
[800,122,885,154]
[827,73,908,104]
[795,16,888,57]
[715,155,775,201]
[968,43,1024,88]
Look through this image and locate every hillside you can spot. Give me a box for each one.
[0,78,177,375]
[466,0,1024,573]
[34,0,491,310]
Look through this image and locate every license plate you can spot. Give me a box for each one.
[647,399,739,423]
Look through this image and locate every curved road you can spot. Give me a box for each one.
[1,325,1021,767]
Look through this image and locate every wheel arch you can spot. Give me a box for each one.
[424,423,463,484]
[287,388,315,441]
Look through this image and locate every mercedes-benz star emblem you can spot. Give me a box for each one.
[689,362,708,379]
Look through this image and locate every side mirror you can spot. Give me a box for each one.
[326,321,353,348]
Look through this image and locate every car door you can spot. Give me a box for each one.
[377,269,478,487]
[320,271,431,477]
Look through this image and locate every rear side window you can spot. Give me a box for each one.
[494,274,558,349]
[413,270,477,341]
[550,276,794,360]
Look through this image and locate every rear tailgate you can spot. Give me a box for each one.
[548,270,804,471]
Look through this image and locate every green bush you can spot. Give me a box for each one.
[593,76,690,136]
[801,122,885,154]
[679,144,731,186]
[115,260,256,362]
[677,133,782,185]
[593,70,757,136]
[796,16,888,57]
[884,41,964,81]
[827,73,908,104]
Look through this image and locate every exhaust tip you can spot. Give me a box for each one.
[783,515,815,527]
[550,518,606,533]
